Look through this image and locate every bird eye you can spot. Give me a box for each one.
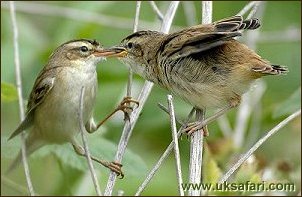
[80,46,89,52]
[127,42,133,49]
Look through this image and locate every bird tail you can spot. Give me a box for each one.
[271,65,289,74]
[252,64,288,75]
[5,134,45,174]
[214,15,261,32]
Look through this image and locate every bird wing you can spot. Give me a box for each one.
[161,16,260,61]
[8,73,55,140]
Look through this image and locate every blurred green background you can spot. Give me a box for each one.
[1,1,301,196]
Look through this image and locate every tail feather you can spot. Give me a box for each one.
[215,16,261,32]
[6,135,45,174]
[252,64,288,75]
[271,65,289,74]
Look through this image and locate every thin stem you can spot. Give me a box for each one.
[1,1,157,30]
[167,95,184,196]
[104,2,180,195]
[234,2,266,148]
[149,1,164,21]
[158,102,184,125]
[237,1,256,16]
[188,109,204,196]
[219,109,301,183]
[187,2,212,195]
[78,87,102,196]
[126,1,141,115]
[9,1,35,195]
[135,108,195,196]
[246,1,261,20]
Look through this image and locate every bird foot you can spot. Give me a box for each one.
[117,96,139,121]
[106,161,124,179]
[183,121,209,137]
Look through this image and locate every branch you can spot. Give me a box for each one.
[78,87,102,196]
[237,1,257,16]
[158,102,184,125]
[9,1,35,195]
[233,2,266,148]
[126,1,141,112]
[188,2,212,196]
[219,109,301,183]
[104,2,180,195]
[1,1,156,30]
[167,95,184,196]
[188,109,204,196]
[135,108,195,196]
[149,1,164,21]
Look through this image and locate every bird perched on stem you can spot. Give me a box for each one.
[111,16,288,134]
[8,39,133,177]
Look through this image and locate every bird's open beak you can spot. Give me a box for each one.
[93,47,127,58]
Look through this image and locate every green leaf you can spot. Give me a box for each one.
[1,136,20,158]
[2,132,147,176]
[52,134,147,176]
[1,82,18,102]
[273,88,301,118]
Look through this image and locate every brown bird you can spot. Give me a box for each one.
[7,39,134,177]
[111,16,288,134]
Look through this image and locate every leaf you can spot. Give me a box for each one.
[2,133,147,176]
[1,136,20,158]
[273,88,301,118]
[1,82,18,102]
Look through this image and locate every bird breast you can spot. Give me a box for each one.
[33,66,97,143]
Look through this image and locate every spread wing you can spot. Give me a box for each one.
[160,16,260,61]
[8,71,55,140]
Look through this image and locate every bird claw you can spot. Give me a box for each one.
[117,96,139,121]
[183,122,209,137]
[108,161,124,179]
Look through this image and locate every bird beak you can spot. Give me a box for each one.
[93,47,127,58]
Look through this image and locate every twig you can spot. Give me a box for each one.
[78,87,102,196]
[1,176,35,195]
[187,2,212,196]
[104,2,180,195]
[246,1,261,20]
[9,1,35,195]
[167,95,184,196]
[237,1,256,16]
[158,102,184,125]
[1,1,157,30]
[233,3,266,148]
[149,1,164,21]
[126,1,141,114]
[201,1,212,25]
[188,109,204,196]
[219,109,301,183]
[135,108,195,196]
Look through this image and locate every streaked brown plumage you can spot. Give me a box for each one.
[113,16,288,133]
[115,16,287,109]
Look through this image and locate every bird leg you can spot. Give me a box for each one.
[86,97,139,133]
[183,95,241,136]
[72,143,124,178]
